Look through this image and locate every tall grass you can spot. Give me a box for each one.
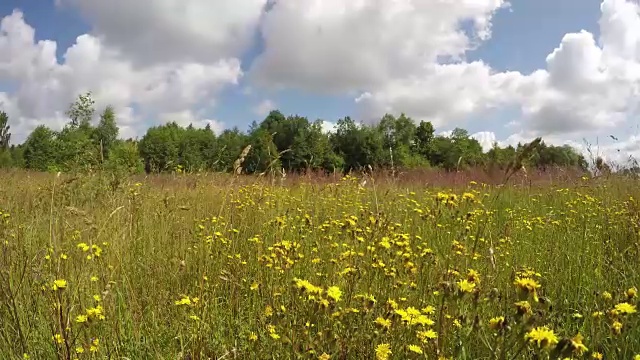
[0,169,638,359]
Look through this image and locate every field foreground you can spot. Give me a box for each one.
[1,171,639,360]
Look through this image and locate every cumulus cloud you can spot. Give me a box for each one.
[250,0,508,93]
[3,0,640,162]
[354,62,523,126]
[320,120,337,134]
[356,1,640,139]
[57,0,268,66]
[0,10,242,142]
[252,99,276,117]
[248,0,640,151]
[471,131,498,152]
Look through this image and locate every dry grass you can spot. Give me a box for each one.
[0,168,638,360]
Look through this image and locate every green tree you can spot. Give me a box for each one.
[23,125,58,172]
[413,120,435,158]
[56,125,99,172]
[0,111,11,168]
[66,92,95,128]
[331,117,384,172]
[9,144,25,168]
[378,113,425,168]
[486,142,516,170]
[139,122,183,173]
[211,128,247,172]
[244,127,280,174]
[93,105,119,162]
[0,151,10,168]
[105,140,144,174]
[0,111,10,150]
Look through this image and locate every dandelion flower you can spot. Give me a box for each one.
[327,286,342,302]
[612,320,623,335]
[456,279,476,293]
[52,279,67,291]
[514,277,541,301]
[488,316,506,331]
[417,329,438,342]
[407,344,423,354]
[374,317,391,330]
[375,343,392,360]
[421,305,435,315]
[524,326,558,349]
[467,268,481,283]
[514,301,532,315]
[612,302,636,315]
[569,333,588,356]
[174,296,192,306]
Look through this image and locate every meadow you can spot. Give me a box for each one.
[0,168,639,360]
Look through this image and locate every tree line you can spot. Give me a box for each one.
[0,93,588,175]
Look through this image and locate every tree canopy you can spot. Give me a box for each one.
[0,93,589,174]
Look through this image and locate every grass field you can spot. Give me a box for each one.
[0,169,639,359]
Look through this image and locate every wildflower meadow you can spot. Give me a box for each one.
[0,169,639,360]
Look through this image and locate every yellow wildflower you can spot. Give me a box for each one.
[457,279,476,293]
[488,316,506,331]
[174,296,192,306]
[612,302,636,315]
[524,326,558,349]
[514,277,541,301]
[374,317,392,330]
[52,279,67,291]
[417,329,438,342]
[375,343,392,360]
[612,320,623,335]
[514,301,532,315]
[407,344,423,354]
[326,286,342,302]
[569,334,588,356]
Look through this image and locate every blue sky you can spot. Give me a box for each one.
[0,0,634,153]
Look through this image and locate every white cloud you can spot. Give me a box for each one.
[3,0,640,166]
[248,0,640,156]
[252,99,276,117]
[354,62,523,126]
[320,120,336,134]
[57,0,268,66]
[471,131,498,152]
[251,0,508,93]
[0,10,243,143]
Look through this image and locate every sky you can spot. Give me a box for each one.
[1,0,640,165]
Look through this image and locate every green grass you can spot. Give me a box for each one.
[0,170,639,359]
